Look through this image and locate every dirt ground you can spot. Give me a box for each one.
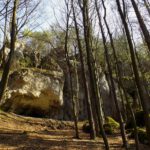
[0,111,149,150]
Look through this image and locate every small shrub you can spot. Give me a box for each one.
[128,128,149,145]
[19,57,32,68]
[126,111,147,129]
[82,121,91,133]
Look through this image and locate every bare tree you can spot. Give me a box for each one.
[79,0,110,148]
[0,0,9,67]
[99,0,140,149]
[130,0,150,53]
[0,0,41,101]
[0,0,19,102]
[144,0,150,16]
[64,0,79,139]
[72,0,96,140]
[95,0,129,149]
[116,0,150,144]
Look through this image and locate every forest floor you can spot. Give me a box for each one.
[0,110,149,150]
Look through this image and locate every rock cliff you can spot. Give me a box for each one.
[0,47,118,120]
[0,68,64,118]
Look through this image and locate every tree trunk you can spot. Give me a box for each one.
[143,0,150,16]
[116,0,150,144]
[95,0,128,149]
[64,1,79,139]
[0,0,9,68]
[127,15,150,101]
[131,0,150,53]
[0,0,19,102]
[80,1,110,148]
[72,0,96,140]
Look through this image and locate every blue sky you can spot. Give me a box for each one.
[36,0,65,30]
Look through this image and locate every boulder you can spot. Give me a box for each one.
[0,47,121,120]
[0,68,64,118]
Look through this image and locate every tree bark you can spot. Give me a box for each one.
[116,0,150,144]
[0,0,19,102]
[95,0,128,149]
[131,0,150,53]
[64,0,79,139]
[80,1,110,148]
[72,0,96,140]
[143,0,150,16]
[0,0,9,68]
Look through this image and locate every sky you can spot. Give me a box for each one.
[0,0,149,46]
[0,0,65,45]
[36,0,65,30]
[38,0,149,39]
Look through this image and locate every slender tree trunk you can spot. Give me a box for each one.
[127,15,150,101]
[0,0,9,68]
[72,0,96,140]
[130,0,150,53]
[95,0,128,149]
[116,0,150,144]
[143,0,150,16]
[80,1,110,148]
[64,1,79,139]
[73,45,80,121]
[0,0,19,102]
[118,85,127,121]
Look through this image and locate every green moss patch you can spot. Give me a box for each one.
[82,117,119,135]
[105,116,120,129]
[102,117,120,135]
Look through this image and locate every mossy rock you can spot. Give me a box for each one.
[102,117,119,135]
[126,111,146,129]
[82,117,119,135]
[105,116,120,129]
[82,122,114,135]
[128,128,149,145]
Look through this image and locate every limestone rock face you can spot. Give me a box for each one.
[49,49,117,120]
[1,68,64,117]
[2,44,25,69]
